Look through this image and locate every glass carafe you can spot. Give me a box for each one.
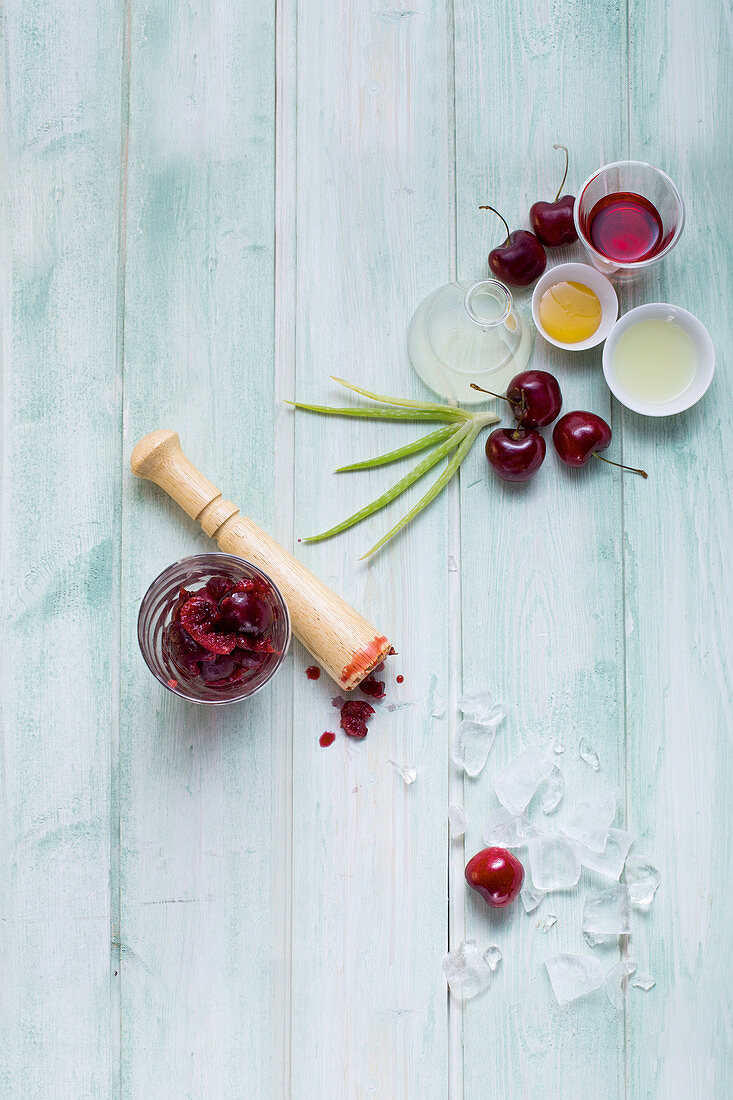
[408,279,532,404]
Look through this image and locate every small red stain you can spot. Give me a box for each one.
[396,675,404,684]
[306,665,321,680]
[319,731,336,747]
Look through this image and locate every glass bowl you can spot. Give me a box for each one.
[574,160,684,281]
[408,279,533,403]
[138,553,291,704]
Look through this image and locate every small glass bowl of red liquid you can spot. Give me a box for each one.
[574,160,684,280]
[138,553,291,704]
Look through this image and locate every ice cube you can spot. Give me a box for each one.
[448,554,459,572]
[457,688,505,726]
[578,828,636,880]
[389,759,417,785]
[552,741,565,755]
[579,737,601,770]
[448,805,467,838]
[528,834,582,891]
[561,788,621,853]
[483,807,541,849]
[545,953,605,1005]
[631,972,656,991]
[495,747,554,814]
[582,884,631,946]
[452,720,497,777]
[521,879,546,913]
[483,945,502,971]
[442,940,493,1000]
[431,706,446,719]
[540,765,565,814]
[624,856,661,907]
[605,959,637,1010]
[540,914,557,933]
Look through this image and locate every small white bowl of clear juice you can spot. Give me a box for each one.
[531,262,619,351]
[602,303,715,416]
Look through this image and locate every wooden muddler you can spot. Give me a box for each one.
[131,430,391,690]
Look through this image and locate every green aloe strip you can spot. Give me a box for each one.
[289,380,499,557]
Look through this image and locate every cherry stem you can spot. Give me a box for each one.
[552,143,569,203]
[478,205,510,247]
[592,452,648,479]
[470,382,517,406]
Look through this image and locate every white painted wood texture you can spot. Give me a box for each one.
[1,0,731,1097]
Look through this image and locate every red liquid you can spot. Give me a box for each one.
[306,665,321,680]
[396,675,404,684]
[319,731,336,748]
[587,191,663,262]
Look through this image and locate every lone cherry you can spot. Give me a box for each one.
[486,428,546,482]
[553,411,648,477]
[465,847,524,908]
[529,144,578,247]
[472,369,562,429]
[481,206,547,286]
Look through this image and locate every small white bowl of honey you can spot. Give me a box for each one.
[531,262,618,351]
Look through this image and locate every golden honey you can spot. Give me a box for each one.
[538,281,602,343]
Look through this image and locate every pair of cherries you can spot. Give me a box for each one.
[481,145,577,287]
[474,372,648,482]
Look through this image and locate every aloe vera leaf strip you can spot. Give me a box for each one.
[331,376,471,418]
[286,401,462,422]
[360,424,480,559]
[303,424,469,543]
[335,424,458,472]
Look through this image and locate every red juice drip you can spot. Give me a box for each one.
[587,191,663,262]
[319,731,336,747]
[396,675,404,684]
[306,665,321,680]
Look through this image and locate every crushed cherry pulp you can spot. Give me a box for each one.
[359,675,385,699]
[163,575,279,690]
[340,700,375,739]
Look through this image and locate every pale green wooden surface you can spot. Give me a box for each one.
[1,1,731,1098]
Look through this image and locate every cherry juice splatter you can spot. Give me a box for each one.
[319,731,336,748]
[396,675,404,684]
[306,665,321,680]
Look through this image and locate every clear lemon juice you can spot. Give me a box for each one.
[613,318,697,403]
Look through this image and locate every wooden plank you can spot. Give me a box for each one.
[453,2,630,1096]
[287,1,456,1095]
[119,2,280,1095]
[624,1,733,1095]
[0,1,124,1095]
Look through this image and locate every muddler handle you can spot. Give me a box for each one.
[131,430,391,690]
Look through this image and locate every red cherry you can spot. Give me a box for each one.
[529,144,578,247]
[219,589,273,635]
[480,206,547,287]
[472,369,562,429]
[485,428,546,482]
[553,411,648,477]
[465,847,524,908]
